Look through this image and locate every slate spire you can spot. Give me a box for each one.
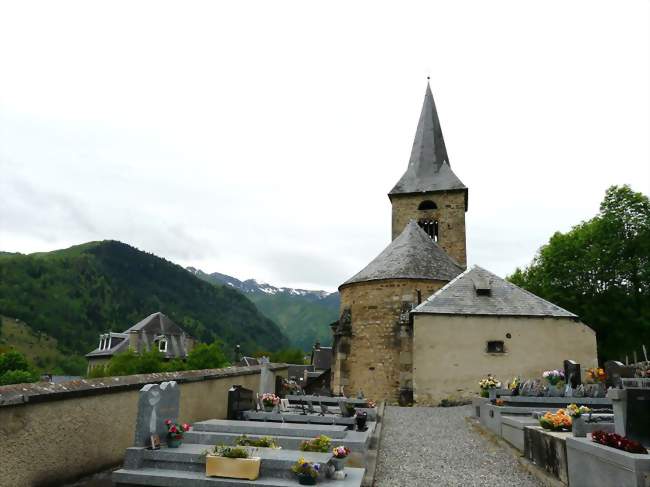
[389,82,466,196]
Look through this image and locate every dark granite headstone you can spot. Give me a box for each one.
[604,360,636,388]
[134,381,180,447]
[563,360,581,388]
[625,388,650,445]
[227,385,254,420]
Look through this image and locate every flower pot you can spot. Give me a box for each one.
[263,405,274,412]
[355,412,368,431]
[480,389,489,398]
[205,455,261,480]
[331,457,346,471]
[297,473,317,485]
[167,434,183,448]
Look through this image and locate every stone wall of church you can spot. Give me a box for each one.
[332,278,447,403]
[412,314,598,405]
[390,190,467,266]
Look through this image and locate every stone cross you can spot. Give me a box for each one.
[134,381,180,447]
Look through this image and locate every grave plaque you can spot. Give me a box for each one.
[134,381,180,447]
[563,360,581,388]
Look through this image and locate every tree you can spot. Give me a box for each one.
[0,369,37,386]
[509,185,650,361]
[271,348,307,364]
[0,350,30,375]
[186,342,229,370]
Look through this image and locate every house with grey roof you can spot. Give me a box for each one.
[85,312,197,373]
[410,266,597,404]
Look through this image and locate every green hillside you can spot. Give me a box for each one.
[0,241,289,362]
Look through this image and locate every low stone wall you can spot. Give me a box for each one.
[0,364,288,487]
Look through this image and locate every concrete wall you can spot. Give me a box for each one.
[389,190,467,266]
[332,279,446,402]
[0,364,287,487]
[413,314,598,405]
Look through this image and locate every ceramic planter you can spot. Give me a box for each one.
[205,455,261,480]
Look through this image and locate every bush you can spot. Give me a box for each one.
[186,342,229,370]
[0,369,37,385]
[0,350,30,375]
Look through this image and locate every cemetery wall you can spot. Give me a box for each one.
[413,315,597,404]
[334,278,446,402]
[0,364,288,487]
[390,190,467,266]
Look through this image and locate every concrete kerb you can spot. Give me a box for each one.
[466,416,565,487]
[361,400,386,487]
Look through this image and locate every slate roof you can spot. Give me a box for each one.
[389,83,467,198]
[86,312,194,359]
[341,220,464,287]
[311,347,333,371]
[412,266,578,318]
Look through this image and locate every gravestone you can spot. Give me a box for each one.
[604,360,636,388]
[227,385,254,420]
[259,356,275,395]
[624,388,650,445]
[134,381,180,447]
[563,360,581,388]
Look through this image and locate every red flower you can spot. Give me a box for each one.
[182,423,191,432]
[169,425,178,433]
[164,419,172,425]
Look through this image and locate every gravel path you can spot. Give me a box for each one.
[374,405,542,487]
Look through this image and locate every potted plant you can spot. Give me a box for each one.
[507,376,520,396]
[542,370,565,396]
[539,409,572,432]
[585,367,607,396]
[235,435,280,449]
[164,419,191,448]
[341,402,356,418]
[478,375,501,398]
[205,445,261,480]
[261,393,280,412]
[330,446,350,475]
[566,403,591,418]
[300,435,331,453]
[291,457,321,485]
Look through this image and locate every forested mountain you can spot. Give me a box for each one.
[0,241,290,368]
[188,268,340,350]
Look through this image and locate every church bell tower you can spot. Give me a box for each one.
[388,82,468,267]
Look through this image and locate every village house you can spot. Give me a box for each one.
[85,311,197,373]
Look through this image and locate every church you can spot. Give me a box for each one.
[330,83,598,405]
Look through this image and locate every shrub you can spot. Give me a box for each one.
[0,369,37,385]
[300,435,331,453]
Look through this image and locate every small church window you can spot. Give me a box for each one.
[487,341,505,354]
[159,338,168,353]
[418,219,439,241]
[418,200,437,210]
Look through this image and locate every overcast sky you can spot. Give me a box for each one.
[1,1,648,291]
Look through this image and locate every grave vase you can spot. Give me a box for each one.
[331,457,346,471]
[167,434,183,448]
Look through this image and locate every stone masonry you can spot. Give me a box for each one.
[390,190,467,267]
[332,278,447,403]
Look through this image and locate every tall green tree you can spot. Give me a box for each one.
[186,341,229,370]
[509,185,650,361]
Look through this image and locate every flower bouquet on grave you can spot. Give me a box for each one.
[585,367,606,384]
[542,370,565,396]
[539,409,572,432]
[592,431,648,454]
[507,376,521,395]
[261,393,280,412]
[205,445,262,480]
[330,446,351,479]
[291,457,321,485]
[478,375,501,398]
[566,403,591,418]
[164,419,191,448]
[300,435,332,453]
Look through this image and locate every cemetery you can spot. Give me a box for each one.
[472,358,650,487]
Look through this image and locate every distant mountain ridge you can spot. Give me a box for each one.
[0,241,290,364]
[187,268,340,350]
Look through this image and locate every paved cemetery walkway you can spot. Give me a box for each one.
[374,405,542,487]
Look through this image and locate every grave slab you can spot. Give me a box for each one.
[500,415,539,451]
[192,419,349,439]
[524,426,570,485]
[566,436,650,487]
[243,410,355,426]
[286,395,369,407]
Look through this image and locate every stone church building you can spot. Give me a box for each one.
[331,83,598,405]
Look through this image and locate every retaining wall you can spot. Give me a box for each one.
[0,364,288,487]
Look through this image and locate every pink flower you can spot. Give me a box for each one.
[164,419,172,425]
[170,425,178,433]
[182,423,191,432]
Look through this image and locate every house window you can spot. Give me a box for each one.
[159,338,168,353]
[487,341,505,354]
